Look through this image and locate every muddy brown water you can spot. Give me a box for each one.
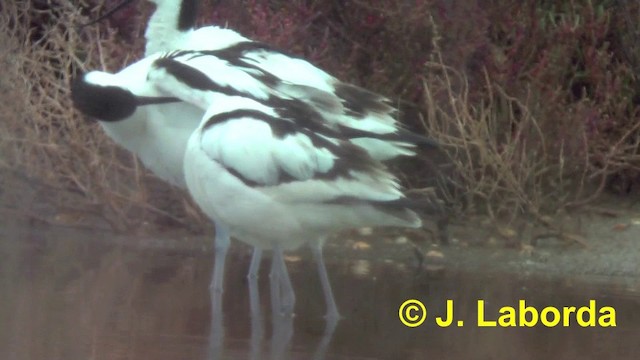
[1,219,639,360]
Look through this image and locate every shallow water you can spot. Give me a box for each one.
[1,220,639,360]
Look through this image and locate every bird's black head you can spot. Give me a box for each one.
[177,0,198,31]
[70,74,138,122]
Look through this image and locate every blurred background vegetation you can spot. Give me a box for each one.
[1,0,639,234]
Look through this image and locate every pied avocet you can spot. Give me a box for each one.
[71,49,442,317]
[149,51,436,320]
[75,0,441,317]
[184,96,425,320]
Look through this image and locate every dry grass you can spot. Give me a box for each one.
[417,13,638,244]
[0,1,198,231]
[423,62,575,218]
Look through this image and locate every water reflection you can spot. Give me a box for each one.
[1,221,639,359]
[207,256,338,360]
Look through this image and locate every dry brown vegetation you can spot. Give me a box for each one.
[418,2,640,232]
[1,0,639,236]
[0,0,198,231]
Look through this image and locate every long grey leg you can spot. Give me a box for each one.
[312,315,339,360]
[273,246,295,315]
[208,298,225,360]
[210,221,230,294]
[310,243,340,320]
[209,221,229,359]
[270,310,294,360]
[248,260,264,360]
[249,250,263,317]
[248,247,263,280]
[269,247,282,316]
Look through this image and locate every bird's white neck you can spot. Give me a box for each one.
[144,0,194,56]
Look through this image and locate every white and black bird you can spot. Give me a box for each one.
[74,0,441,317]
[183,94,427,319]
[71,49,442,317]
[77,0,268,295]
[164,52,443,320]
[94,0,437,157]
[88,0,250,56]
[70,54,201,187]
[143,0,248,56]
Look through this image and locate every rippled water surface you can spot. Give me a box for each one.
[1,218,639,360]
